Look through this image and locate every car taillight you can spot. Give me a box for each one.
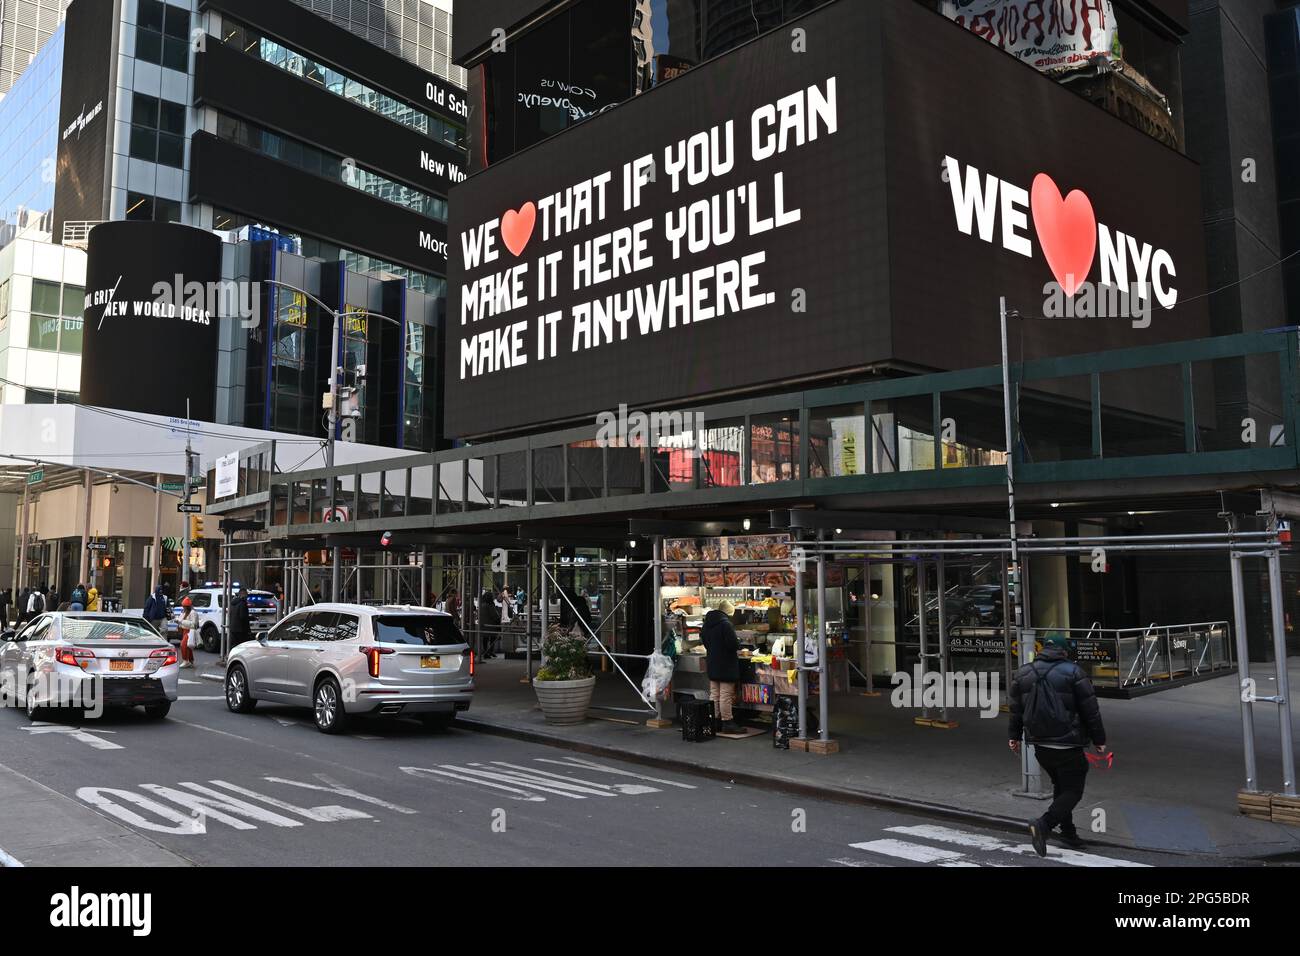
[150,647,177,667]
[359,646,395,678]
[469,649,475,677]
[56,647,94,668]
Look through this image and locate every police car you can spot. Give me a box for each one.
[172,585,280,653]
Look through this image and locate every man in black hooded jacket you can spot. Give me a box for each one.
[1008,634,1107,855]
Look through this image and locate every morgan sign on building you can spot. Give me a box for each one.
[444,0,1208,438]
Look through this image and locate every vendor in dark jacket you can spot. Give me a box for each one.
[701,600,743,733]
[1008,634,1107,855]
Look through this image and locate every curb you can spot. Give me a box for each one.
[455,715,1264,862]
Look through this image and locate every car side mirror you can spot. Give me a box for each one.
[0,629,13,642]
[257,635,269,646]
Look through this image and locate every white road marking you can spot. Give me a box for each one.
[850,839,973,865]
[179,679,203,686]
[885,824,1150,868]
[78,776,405,834]
[402,765,546,801]
[534,756,698,789]
[265,774,419,815]
[0,845,23,867]
[491,761,660,796]
[202,781,371,823]
[22,723,122,751]
[455,763,609,799]
[829,857,887,867]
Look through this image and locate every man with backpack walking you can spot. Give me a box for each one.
[25,584,48,620]
[1008,633,1107,856]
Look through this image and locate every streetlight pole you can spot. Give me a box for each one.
[1001,296,1041,795]
[260,278,399,603]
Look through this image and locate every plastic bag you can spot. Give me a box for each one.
[640,651,675,703]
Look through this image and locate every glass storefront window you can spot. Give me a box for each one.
[750,414,800,483]
[809,404,866,478]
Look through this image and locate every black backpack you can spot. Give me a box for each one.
[1023,659,1073,739]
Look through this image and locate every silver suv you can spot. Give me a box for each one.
[224,603,474,734]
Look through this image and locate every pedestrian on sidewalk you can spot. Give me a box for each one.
[0,588,9,627]
[478,589,501,659]
[701,599,743,734]
[177,596,197,668]
[143,584,168,635]
[1008,633,1108,855]
[26,584,48,620]
[69,582,88,612]
[86,586,99,611]
[228,586,251,648]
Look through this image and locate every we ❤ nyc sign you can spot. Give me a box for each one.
[942,155,1179,309]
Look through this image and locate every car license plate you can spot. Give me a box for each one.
[109,660,133,672]
[420,656,441,669]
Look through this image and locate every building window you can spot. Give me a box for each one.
[129,93,186,168]
[28,279,84,354]
[0,279,9,332]
[213,111,446,220]
[135,0,192,72]
[125,191,181,223]
[218,17,466,149]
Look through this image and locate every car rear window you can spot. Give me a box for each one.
[373,615,464,647]
[62,619,162,642]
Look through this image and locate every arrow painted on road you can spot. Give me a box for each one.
[22,723,122,751]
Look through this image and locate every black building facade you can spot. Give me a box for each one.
[48,0,466,450]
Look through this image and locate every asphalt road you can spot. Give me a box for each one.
[0,680,1215,868]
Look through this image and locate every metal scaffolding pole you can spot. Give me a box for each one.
[1229,538,1258,793]
[652,536,666,721]
[863,555,875,695]
[539,541,549,664]
[937,552,950,724]
[1266,533,1298,797]
[796,548,807,740]
[523,547,534,684]
[816,531,829,742]
[917,556,930,721]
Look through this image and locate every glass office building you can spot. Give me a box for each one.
[0,23,63,249]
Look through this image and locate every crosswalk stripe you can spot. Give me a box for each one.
[401,766,546,801]
[885,824,1150,868]
[850,839,974,865]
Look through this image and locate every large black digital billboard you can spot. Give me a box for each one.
[53,0,118,239]
[82,222,223,420]
[444,0,1208,439]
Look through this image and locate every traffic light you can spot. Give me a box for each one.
[100,556,112,570]
[189,514,204,544]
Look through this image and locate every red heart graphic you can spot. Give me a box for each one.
[1030,173,1096,297]
[500,202,536,258]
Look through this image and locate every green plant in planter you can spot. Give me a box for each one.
[536,625,593,681]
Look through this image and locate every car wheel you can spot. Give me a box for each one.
[23,676,44,723]
[313,677,347,735]
[420,712,456,732]
[144,701,171,719]
[225,665,256,714]
[200,624,218,654]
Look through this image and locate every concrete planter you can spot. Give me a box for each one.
[532,675,596,725]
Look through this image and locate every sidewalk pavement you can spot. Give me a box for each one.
[194,653,1300,860]
[455,656,1300,861]
[0,762,191,867]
